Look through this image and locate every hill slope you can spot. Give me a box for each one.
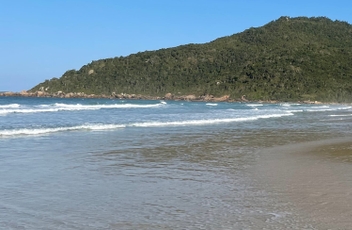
[30,16,352,102]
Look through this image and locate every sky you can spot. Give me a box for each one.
[1,0,351,92]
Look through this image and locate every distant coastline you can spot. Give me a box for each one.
[0,90,234,102]
[0,90,326,104]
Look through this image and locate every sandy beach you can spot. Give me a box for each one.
[2,97,352,229]
[253,137,352,229]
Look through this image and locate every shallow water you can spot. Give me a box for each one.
[1,97,352,229]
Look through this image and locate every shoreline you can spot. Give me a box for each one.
[252,137,352,229]
[0,90,327,104]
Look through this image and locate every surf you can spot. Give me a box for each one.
[0,124,126,137]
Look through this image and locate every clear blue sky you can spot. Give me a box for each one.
[1,0,351,91]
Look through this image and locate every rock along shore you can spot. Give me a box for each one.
[0,90,235,102]
[0,90,323,104]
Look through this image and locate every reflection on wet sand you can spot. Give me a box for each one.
[254,137,352,229]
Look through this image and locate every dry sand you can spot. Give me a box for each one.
[253,137,352,229]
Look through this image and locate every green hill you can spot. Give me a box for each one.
[30,16,352,102]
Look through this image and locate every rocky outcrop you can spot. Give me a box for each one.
[0,90,49,97]
[182,94,197,101]
[0,90,235,102]
[241,95,248,102]
[0,90,327,104]
[213,95,230,102]
[303,100,323,104]
[164,93,173,100]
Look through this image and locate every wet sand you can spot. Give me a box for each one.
[253,137,352,229]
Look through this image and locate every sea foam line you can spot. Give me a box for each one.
[53,103,164,109]
[0,113,293,137]
[0,104,21,109]
[329,114,352,117]
[0,108,93,115]
[280,103,301,107]
[130,113,293,127]
[0,124,126,136]
[246,104,263,107]
[0,102,165,115]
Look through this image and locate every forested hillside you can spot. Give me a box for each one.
[30,16,352,102]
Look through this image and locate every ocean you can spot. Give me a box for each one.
[1,97,352,229]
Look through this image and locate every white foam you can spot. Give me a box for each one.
[0,124,125,137]
[337,106,352,110]
[0,108,63,115]
[131,113,293,127]
[0,111,293,137]
[206,103,218,106]
[306,108,335,112]
[329,114,352,117]
[53,103,163,109]
[0,104,21,108]
[246,103,263,107]
[280,103,291,107]
[280,103,301,107]
[304,105,352,112]
[0,102,165,115]
[286,109,304,113]
[311,105,330,109]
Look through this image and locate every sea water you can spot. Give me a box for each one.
[1,97,352,229]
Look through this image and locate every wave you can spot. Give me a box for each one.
[246,104,263,107]
[53,103,164,109]
[286,109,304,113]
[280,103,301,107]
[0,112,293,137]
[0,102,165,115]
[206,103,218,106]
[337,106,352,110]
[329,114,352,117]
[307,107,352,112]
[306,108,335,112]
[0,104,21,109]
[311,105,330,109]
[0,108,60,115]
[0,124,126,137]
[130,113,293,127]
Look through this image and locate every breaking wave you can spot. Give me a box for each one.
[147,113,293,126]
[0,124,126,136]
[0,104,21,109]
[0,112,293,137]
[246,104,263,107]
[0,102,165,115]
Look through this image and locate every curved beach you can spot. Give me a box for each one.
[1,98,352,229]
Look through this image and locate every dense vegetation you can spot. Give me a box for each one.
[31,16,352,102]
